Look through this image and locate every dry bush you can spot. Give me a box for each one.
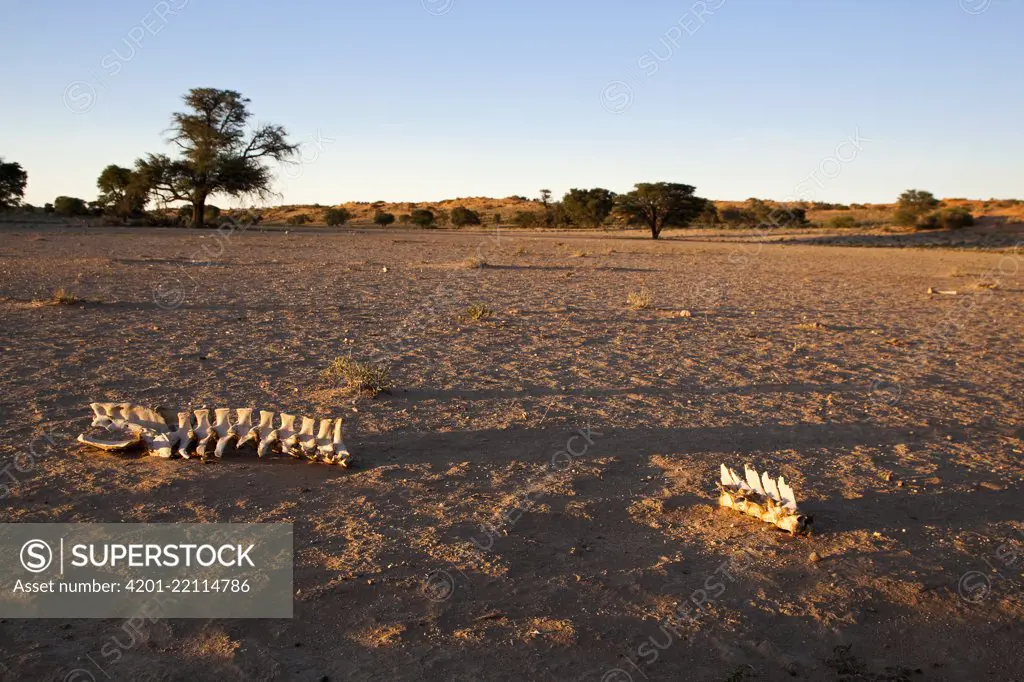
[321,357,391,396]
[460,303,494,322]
[461,256,487,269]
[627,286,653,310]
[49,287,81,305]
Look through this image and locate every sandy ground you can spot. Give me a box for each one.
[0,224,1021,681]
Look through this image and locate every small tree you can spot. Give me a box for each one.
[895,189,939,226]
[53,196,89,217]
[325,207,352,226]
[450,206,482,226]
[0,158,28,210]
[398,213,412,224]
[616,182,708,239]
[561,188,616,228]
[411,209,435,228]
[493,212,502,224]
[539,189,552,209]
[96,164,148,217]
[374,211,396,227]
[434,208,450,226]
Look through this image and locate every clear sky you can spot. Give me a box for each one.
[2,0,1021,207]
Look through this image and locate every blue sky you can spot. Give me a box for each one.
[2,0,1021,207]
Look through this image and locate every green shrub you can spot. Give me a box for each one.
[917,207,974,230]
[398,213,412,224]
[450,206,482,227]
[374,211,396,227]
[53,196,89,217]
[411,209,435,228]
[287,214,310,226]
[325,207,352,226]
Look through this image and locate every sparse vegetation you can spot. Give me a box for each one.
[461,255,487,268]
[627,286,654,309]
[321,357,392,396]
[828,214,858,229]
[287,214,310,226]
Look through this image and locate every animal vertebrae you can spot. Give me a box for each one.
[718,464,812,535]
[77,403,351,466]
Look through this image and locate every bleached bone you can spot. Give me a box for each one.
[333,418,351,467]
[174,412,195,459]
[315,419,335,462]
[89,402,123,429]
[297,417,318,460]
[211,408,235,458]
[232,409,256,449]
[78,403,167,452]
[77,426,140,451]
[718,464,812,535]
[193,410,216,459]
[277,413,300,457]
[256,411,279,458]
[78,404,353,466]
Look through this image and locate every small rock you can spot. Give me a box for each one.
[808,551,821,563]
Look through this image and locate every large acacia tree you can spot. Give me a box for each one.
[617,182,708,240]
[135,88,298,228]
[0,158,28,210]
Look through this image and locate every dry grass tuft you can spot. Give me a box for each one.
[321,357,392,396]
[48,287,81,305]
[460,303,495,322]
[627,286,654,310]
[462,256,487,269]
